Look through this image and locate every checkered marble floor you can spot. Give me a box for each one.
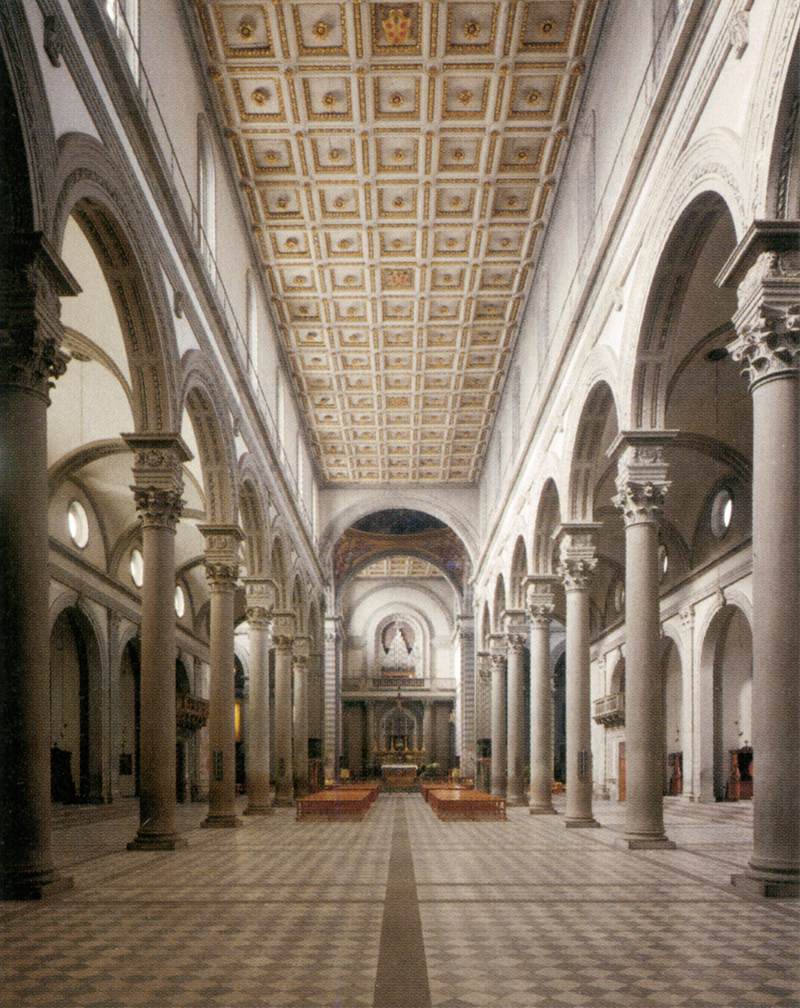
[0,795,797,1007]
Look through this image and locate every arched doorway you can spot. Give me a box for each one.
[49,608,103,803]
[662,640,683,795]
[710,607,753,801]
[553,651,566,785]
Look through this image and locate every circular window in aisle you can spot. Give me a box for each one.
[659,545,669,580]
[130,547,144,588]
[66,500,89,548]
[174,584,185,618]
[710,488,734,539]
[614,580,625,613]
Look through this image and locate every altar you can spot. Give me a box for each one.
[381,763,418,791]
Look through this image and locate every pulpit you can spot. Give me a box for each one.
[381,763,418,791]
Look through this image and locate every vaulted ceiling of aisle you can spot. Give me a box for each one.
[195,1,596,483]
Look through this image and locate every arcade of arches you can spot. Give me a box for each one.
[1,2,800,1007]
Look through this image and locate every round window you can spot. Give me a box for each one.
[614,580,625,613]
[130,547,144,588]
[66,500,89,549]
[711,488,734,540]
[659,545,669,580]
[174,584,185,618]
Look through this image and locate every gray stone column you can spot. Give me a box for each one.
[273,612,296,806]
[243,577,276,815]
[0,236,78,897]
[456,614,476,781]
[126,435,192,851]
[323,615,342,783]
[722,236,800,896]
[199,525,243,828]
[613,433,676,850]
[504,610,528,805]
[293,635,310,796]
[525,577,558,814]
[423,701,435,763]
[366,703,377,777]
[489,634,507,796]
[557,525,601,828]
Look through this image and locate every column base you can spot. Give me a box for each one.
[506,792,526,807]
[732,872,800,899]
[529,804,557,815]
[127,833,188,851]
[565,817,601,828]
[273,794,295,807]
[619,835,676,850]
[244,804,273,816]
[0,868,74,901]
[201,814,242,828]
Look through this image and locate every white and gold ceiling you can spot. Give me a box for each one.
[196,1,596,483]
[358,556,443,577]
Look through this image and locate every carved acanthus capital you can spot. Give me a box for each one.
[243,576,277,618]
[200,524,244,589]
[503,610,528,653]
[679,605,695,630]
[719,237,800,389]
[476,651,491,683]
[556,525,599,592]
[611,436,674,527]
[272,612,296,652]
[728,300,800,389]
[489,651,507,675]
[245,605,273,630]
[125,433,192,530]
[0,233,80,401]
[524,576,557,625]
[488,633,507,674]
[293,635,311,669]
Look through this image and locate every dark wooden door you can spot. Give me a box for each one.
[618,741,626,802]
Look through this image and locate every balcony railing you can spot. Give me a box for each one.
[593,692,625,727]
[342,676,429,691]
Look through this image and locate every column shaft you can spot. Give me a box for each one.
[506,638,526,804]
[0,384,71,895]
[245,615,272,814]
[293,655,309,795]
[747,373,800,887]
[423,702,434,763]
[563,585,596,825]
[203,581,239,826]
[273,618,295,806]
[529,616,555,813]
[490,653,507,796]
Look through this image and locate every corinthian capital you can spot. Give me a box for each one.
[556,524,599,592]
[272,612,296,652]
[476,651,491,683]
[611,432,675,527]
[524,575,557,625]
[243,576,277,622]
[125,433,192,530]
[293,635,310,671]
[200,524,244,589]
[0,233,79,401]
[717,226,800,389]
[503,610,528,653]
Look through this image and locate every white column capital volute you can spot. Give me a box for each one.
[523,575,558,623]
[555,523,600,591]
[124,432,192,529]
[502,609,528,649]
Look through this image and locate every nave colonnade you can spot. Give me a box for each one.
[1,0,800,905]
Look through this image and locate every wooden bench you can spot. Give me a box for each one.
[420,781,473,803]
[331,781,380,804]
[296,788,372,821]
[427,788,506,821]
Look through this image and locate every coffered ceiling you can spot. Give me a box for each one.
[358,556,444,578]
[196,1,596,483]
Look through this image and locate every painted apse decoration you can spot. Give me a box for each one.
[196,1,596,483]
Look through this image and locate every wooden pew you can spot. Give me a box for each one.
[296,788,372,821]
[420,781,474,803]
[427,788,506,821]
[331,781,380,804]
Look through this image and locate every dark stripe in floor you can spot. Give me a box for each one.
[373,799,431,1008]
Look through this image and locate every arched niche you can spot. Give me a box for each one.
[371,610,428,680]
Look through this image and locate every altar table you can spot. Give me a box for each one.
[381,764,418,791]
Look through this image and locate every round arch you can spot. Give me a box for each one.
[53,133,179,431]
[565,380,620,522]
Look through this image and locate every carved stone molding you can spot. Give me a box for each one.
[728,299,800,389]
[199,523,244,589]
[556,524,600,592]
[476,651,491,683]
[243,576,277,616]
[611,433,676,527]
[503,609,528,652]
[43,13,64,67]
[124,432,192,530]
[245,605,273,630]
[272,611,296,650]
